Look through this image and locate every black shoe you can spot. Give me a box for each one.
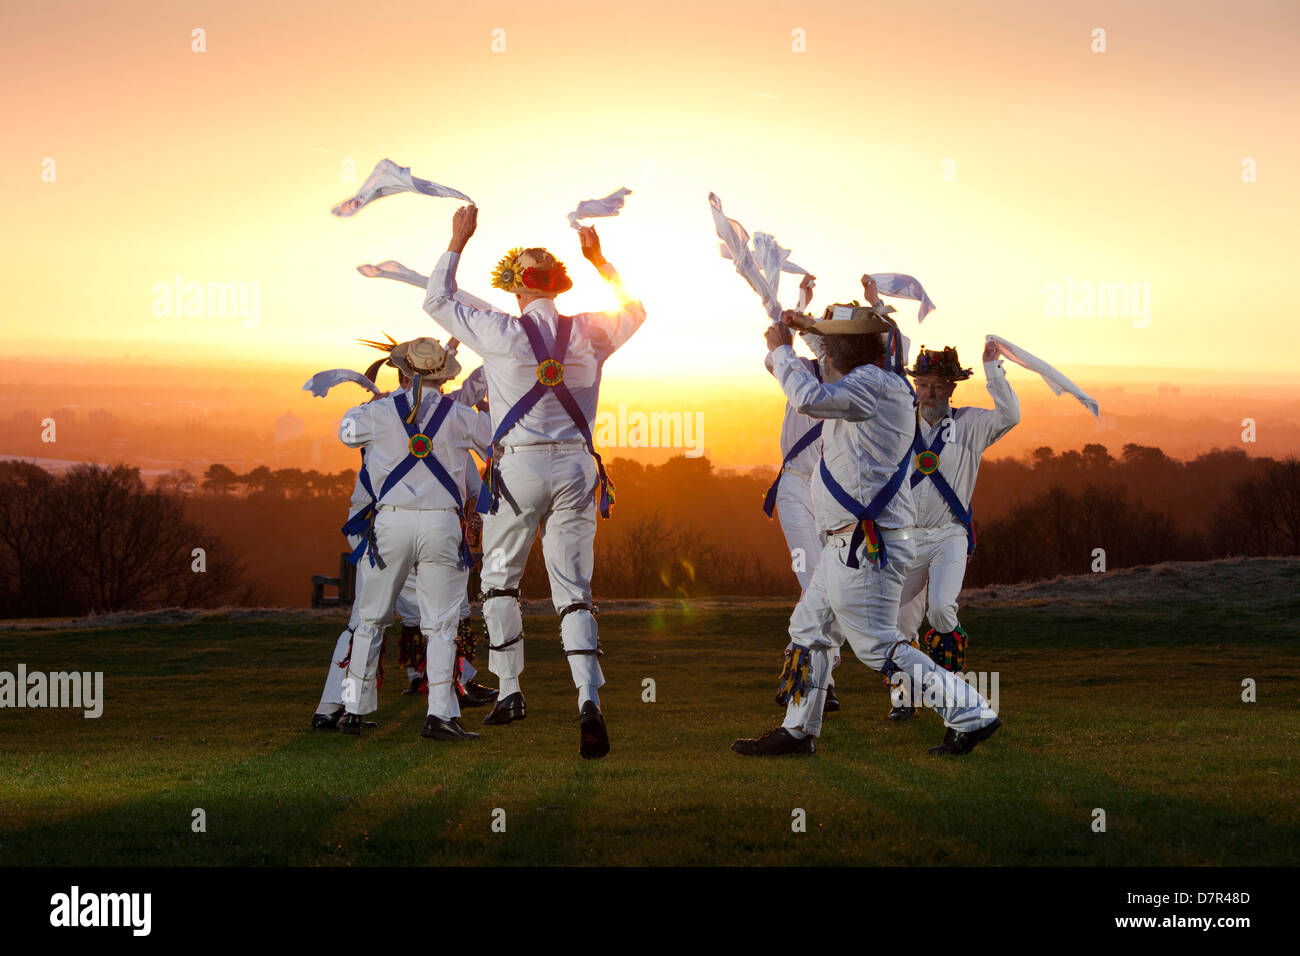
[457,680,499,708]
[311,710,341,730]
[401,676,424,696]
[482,691,526,725]
[823,686,841,714]
[337,713,378,735]
[579,701,610,759]
[731,727,816,757]
[887,704,915,722]
[421,714,481,741]
[928,717,1001,756]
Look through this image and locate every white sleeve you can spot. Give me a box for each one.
[424,251,519,357]
[769,345,876,420]
[339,403,374,448]
[448,365,488,407]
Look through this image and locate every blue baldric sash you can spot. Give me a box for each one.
[340,449,378,565]
[346,391,474,570]
[815,332,916,569]
[476,311,614,518]
[909,416,976,555]
[762,360,824,517]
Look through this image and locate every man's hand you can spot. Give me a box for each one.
[860,273,880,306]
[797,274,816,310]
[578,225,606,267]
[781,309,816,331]
[449,205,477,254]
[765,322,794,351]
[983,339,1002,362]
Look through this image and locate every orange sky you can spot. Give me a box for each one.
[4,0,1299,405]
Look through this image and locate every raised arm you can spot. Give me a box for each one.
[574,224,646,356]
[423,205,518,355]
[979,339,1021,446]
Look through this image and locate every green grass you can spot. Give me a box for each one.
[0,592,1297,866]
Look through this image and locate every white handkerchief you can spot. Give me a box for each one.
[356,260,497,311]
[987,334,1101,418]
[567,187,632,229]
[709,193,784,322]
[303,369,383,399]
[870,274,937,322]
[332,159,473,217]
[752,232,809,301]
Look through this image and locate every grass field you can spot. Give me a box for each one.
[1,559,1298,866]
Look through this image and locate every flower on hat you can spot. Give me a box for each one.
[522,264,568,293]
[491,248,526,291]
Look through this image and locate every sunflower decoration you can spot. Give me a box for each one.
[491,248,526,292]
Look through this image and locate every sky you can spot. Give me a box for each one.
[3,0,1298,402]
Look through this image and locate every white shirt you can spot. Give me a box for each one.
[912,360,1020,529]
[424,251,645,447]
[340,382,492,511]
[345,366,487,517]
[769,344,917,533]
[765,350,823,477]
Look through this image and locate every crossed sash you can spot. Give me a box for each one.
[476,311,615,518]
[814,358,916,570]
[909,418,976,555]
[344,392,474,570]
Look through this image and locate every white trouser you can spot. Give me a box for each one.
[479,444,605,696]
[898,522,969,641]
[343,507,468,720]
[320,533,388,712]
[775,471,844,673]
[781,529,995,737]
[346,563,418,630]
[775,469,821,591]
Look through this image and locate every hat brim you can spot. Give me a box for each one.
[388,345,462,384]
[907,368,973,382]
[807,316,892,335]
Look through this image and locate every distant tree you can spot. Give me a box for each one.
[273,468,306,497]
[203,463,239,495]
[242,465,273,495]
[1081,443,1113,470]
[1213,456,1300,556]
[1031,446,1056,469]
[0,463,249,616]
[1121,443,1167,467]
[156,469,197,496]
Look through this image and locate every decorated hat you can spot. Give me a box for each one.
[806,300,897,336]
[906,346,972,381]
[491,247,573,297]
[358,334,462,384]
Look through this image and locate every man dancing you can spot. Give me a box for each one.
[312,353,496,729]
[423,205,645,759]
[886,340,1019,720]
[336,336,492,740]
[732,280,1000,756]
[761,274,843,714]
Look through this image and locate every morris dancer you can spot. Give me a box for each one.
[761,274,843,714]
[423,205,645,759]
[885,340,1020,720]
[335,336,492,740]
[312,351,496,728]
[732,281,1000,757]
